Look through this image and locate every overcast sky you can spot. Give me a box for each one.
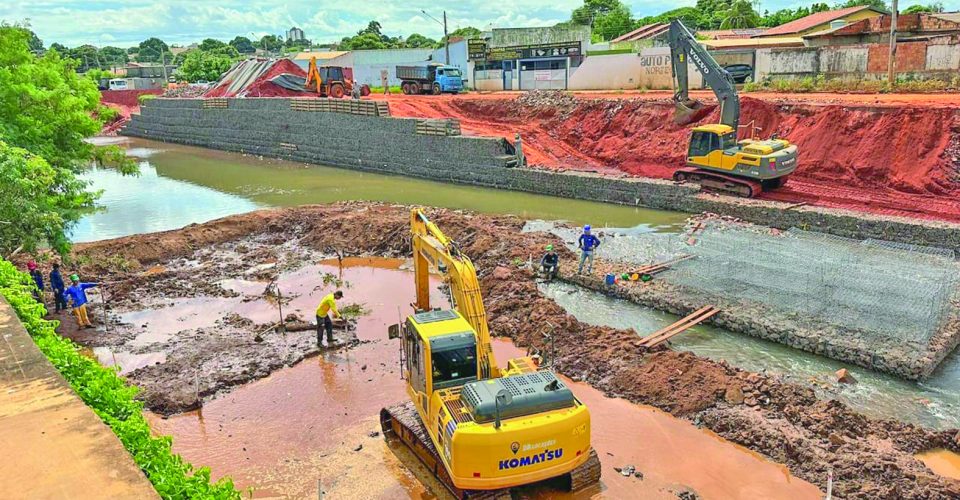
[2,0,953,47]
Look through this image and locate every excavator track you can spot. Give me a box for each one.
[381,402,512,500]
[674,167,766,198]
[569,449,602,492]
[381,402,602,499]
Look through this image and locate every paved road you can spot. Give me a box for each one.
[0,297,157,499]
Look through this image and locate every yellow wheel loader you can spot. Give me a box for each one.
[381,209,601,499]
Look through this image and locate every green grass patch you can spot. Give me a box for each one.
[0,259,241,500]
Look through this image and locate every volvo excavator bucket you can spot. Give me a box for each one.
[674,97,709,126]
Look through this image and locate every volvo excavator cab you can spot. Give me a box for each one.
[381,209,601,499]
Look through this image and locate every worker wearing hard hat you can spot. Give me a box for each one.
[539,244,559,280]
[316,290,343,347]
[63,274,99,329]
[577,225,601,274]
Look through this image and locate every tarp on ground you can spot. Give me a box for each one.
[269,74,310,92]
[204,59,312,98]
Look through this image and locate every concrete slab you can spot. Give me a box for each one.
[0,297,158,499]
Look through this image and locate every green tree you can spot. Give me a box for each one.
[404,33,437,48]
[0,26,137,256]
[719,0,761,29]
[258,34,283,51]
[229,36,256,54]
[0,27,102,170]
[198,38,227,52]
[903,2,944,14]
[98,46,128,67]
[762,4,830,27]
[837,0,887,10]
[176,47,238,82]
[445,26,482,41]
[137,37,170,62]
[0,141,96,257]
[340,32,387,50]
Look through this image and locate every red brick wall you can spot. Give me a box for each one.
[867,41,928,72]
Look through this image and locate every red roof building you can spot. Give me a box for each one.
[755,6,886,38]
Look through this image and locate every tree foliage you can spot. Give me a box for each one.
[137,37,172,62]
[837,0,887,10]
[229,36,256,54]
[405,33,438,48]
[0,142,95,257]
[0,25,137,255]
[903,2,944,14]
[570,0,635,40]
[258,34,283,51]
[719,0,761,29]
[761,3,831,28]
[175,45,240,82]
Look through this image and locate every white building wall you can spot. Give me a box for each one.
[927,44,960,70]
[819,46,869,74]
[568,48,702,91]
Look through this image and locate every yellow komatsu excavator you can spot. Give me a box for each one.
[380,209,601,499]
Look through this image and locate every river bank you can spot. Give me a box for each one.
[59,202,960,498]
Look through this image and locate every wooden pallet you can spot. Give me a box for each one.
[415,118,462,136]
[638,305,720,348]
[201,98,229,109]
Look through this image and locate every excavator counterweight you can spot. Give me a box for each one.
[380,209,601,499]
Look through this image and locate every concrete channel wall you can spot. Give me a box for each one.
[123,98,960,254]
[0,298,158,498]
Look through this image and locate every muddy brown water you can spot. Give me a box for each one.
[146,263,819,499]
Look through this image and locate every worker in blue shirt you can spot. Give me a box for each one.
[49,263,67,313]
[577,225,601,274]
[63,274,99,329]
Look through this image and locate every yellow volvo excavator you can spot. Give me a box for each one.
[380,209,601,499]
[670,19,798,197]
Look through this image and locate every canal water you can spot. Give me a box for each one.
[72,138,686,242]
[81,138,960,432]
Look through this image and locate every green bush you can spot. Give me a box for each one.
[0,259,240,499]
[138,93,158,105]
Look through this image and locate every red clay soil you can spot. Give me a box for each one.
[99,89,163,135]
[376,92,960,222]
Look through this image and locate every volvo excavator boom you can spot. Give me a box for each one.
[669,19,740,129]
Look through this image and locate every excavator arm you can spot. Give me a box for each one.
[669,19,740,130]
[410,209,499,379]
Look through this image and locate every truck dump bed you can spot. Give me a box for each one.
[397,65,431,81]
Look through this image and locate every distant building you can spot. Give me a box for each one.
[754,5,886,39]
[287,27,305,42]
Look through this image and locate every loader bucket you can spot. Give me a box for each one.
[674,98,707,125]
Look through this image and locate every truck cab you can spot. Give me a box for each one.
[433,65,463,93]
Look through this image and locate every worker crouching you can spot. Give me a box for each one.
[316,290,344,347]
[539,245,559,280]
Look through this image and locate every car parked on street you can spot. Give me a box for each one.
[724,64,754,83]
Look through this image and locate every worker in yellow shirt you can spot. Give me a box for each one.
[316,290,343,346]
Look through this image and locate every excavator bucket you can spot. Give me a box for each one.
[674,98,707,125]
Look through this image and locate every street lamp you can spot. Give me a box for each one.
[421,9,450,65]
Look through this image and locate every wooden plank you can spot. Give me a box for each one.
[639,305,720,348]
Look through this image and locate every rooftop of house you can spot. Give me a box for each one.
[611,23,669,43]
[757,6,886,37]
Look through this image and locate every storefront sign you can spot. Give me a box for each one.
[486,41,582,61]
[468,39,488,61]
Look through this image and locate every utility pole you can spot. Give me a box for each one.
[443,11,450,65]
[887,0,898,85]
[160,48,168,82]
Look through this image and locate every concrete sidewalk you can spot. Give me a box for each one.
[0,297,158,499]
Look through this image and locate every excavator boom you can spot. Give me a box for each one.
[410,209,497,379]
[669,19,740,129]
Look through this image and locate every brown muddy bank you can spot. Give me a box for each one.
[66,202,960,498]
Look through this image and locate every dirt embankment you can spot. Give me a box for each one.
[384,92,960,222]
[69,203,959,498]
